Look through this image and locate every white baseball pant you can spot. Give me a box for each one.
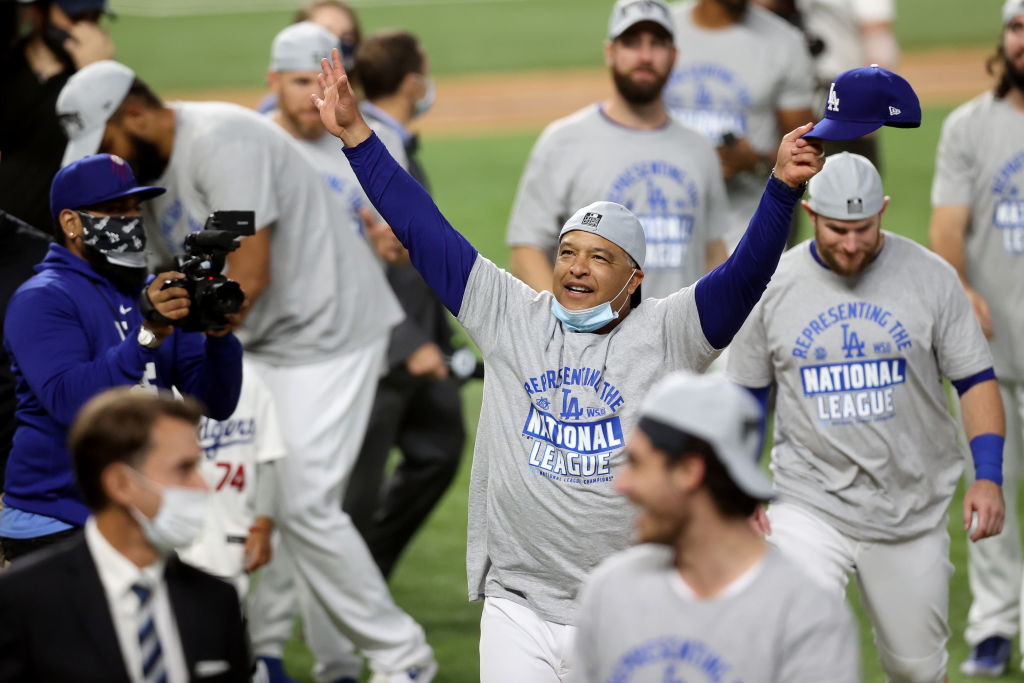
[768,501,952,683]
[957,381,1024,648]
[479,596,576,683]
[245,342,434,680]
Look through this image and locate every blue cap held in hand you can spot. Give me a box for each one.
[50,154,165,218]
[803,65,921,141]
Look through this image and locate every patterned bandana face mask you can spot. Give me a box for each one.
[76,211,148,268]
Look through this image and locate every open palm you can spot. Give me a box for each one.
[312,47,372,146]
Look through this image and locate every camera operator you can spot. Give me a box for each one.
[0,154,243,563]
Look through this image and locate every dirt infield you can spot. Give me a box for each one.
[167,46,995,139]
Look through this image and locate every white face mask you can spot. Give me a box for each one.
[127,469,209,553]
[413,75,435,118]
[551,269,636,333]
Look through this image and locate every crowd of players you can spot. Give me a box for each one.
[0,0,1021,681]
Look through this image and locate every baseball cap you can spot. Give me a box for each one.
[638,372,772,501]
[1004,0,1024,23]
[50,154,165,218]
[807,152,885,221]
[559,200,646,269]
[270,21,340,72]
[608,0,674,40]
[57,60,136,167]
[803,65,921,141]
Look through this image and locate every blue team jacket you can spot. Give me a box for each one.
[3,244,243,525]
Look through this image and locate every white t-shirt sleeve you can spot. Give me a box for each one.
[726,299,774,388]
[852,0,895,23]
[931,106,975,207]
[251,372,288,465]
[932,262,994,381]
[195,137,281,229]
[776,28,816,112]
[506,127,568,253]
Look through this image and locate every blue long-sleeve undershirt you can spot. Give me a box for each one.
[695,176,805,349]
[344,133,803,339]
[344,133,477,316]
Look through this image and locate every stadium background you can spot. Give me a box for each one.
[104,0,1013,679]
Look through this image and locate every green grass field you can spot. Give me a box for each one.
[99,2,1022,680]
[108,0,1001,91]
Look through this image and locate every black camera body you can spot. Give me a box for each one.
[161,211,255,333]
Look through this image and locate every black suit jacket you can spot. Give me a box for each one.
[0,533,249,682]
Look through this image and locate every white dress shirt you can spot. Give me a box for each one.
[84,517,189,683]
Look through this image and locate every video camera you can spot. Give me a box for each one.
[161,210,255,333]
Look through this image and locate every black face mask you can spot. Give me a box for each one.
[81,243,148,294]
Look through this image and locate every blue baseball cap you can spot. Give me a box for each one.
[53,0,108,16]
[50,154,165,218]
[803,65,921,141]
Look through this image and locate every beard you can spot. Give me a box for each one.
[1004,51,1024,93]
[82,244,149,294]
[612,66,670,106]
[124,133,169,183]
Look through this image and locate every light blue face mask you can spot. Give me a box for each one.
[551,269,635,333]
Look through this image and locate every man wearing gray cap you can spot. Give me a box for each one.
[315,47,823,681]
[930,2,1024,675]
[728,151,1005,682]
[54,60,433,683]
[507,0,728,298]
[572,371,859,682]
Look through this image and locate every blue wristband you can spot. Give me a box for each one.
[970,433,1004,485]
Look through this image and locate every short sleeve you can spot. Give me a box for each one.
[726,298,774,388]
[931,105,976,208]
[506,126,570,255]
[702,142,730,241]
[196,138,280,230]
[778,589,861,682]
[249,367,288,465]
[776,27,816,111]
[851,0,895,23]
[932,262,994,381]
[456,256,541,359]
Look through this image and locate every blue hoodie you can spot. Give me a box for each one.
[3,244,243,525]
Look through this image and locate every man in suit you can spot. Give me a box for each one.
[0,388,249,682]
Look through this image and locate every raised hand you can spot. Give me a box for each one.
[311,47,372,147]
[774,123,825,188]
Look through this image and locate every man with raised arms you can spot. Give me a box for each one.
[312,47,824,682]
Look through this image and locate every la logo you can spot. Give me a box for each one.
[827,82,840,112]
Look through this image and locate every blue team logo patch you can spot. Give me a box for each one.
[989,152,1024,255]
[663,62,752,144]
[608,636,740,683]
[607,161,699,271]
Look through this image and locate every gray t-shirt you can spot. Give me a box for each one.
[143,102,401,365]
[727,235,993,541]
[506,104,728,296]
[932,91,1024,382]
[457,257,718,624]
[665,1,814,248]
[572,544,860,683]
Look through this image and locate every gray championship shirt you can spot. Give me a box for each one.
[572,545,860,683]
[932,91,1024,383]
[506,104,728,295]
[458,259,717,623]
[727,235,993,541]
[665,1,813,249]
[144,102,401,365]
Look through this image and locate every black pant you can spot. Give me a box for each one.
[0,526,82,563]
[343,373,465,578]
